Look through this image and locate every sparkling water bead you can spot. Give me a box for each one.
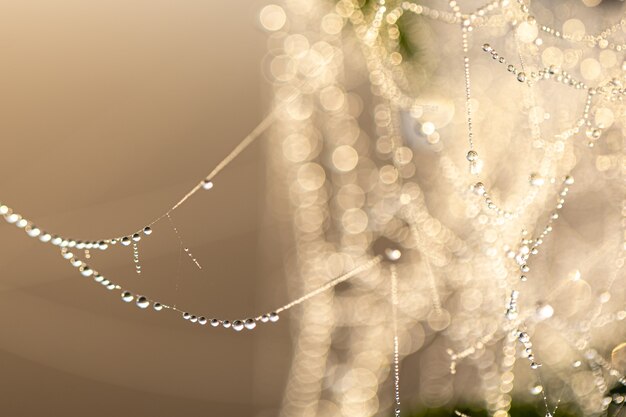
[210,318,220,327]
[472,182,486,196]
[183,312,191,320]
[244,318,256,330]
[121,237,131,246]
[517,72,526,82]
[136,296,149,309]
[190,315,198,323]
[5,213,20,224]
[260,314,269,323]
[132,233,141,242]
[384,248,402,262]
[121,291,134,302]
[269,312,279,322]
[232,320,244,331]
[198,317,207,325]
[586,127,602,140]
[202,179,214,190]
[79,267,93,277]
[143,226,152,236]
[529,173,544,186]
[466,150,478,162]
[222,320,231,329]
[153,302,163,311]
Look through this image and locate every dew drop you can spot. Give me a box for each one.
[121,291,133,302]
[136,296,149,309]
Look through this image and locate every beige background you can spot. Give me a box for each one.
[0,1,289,416]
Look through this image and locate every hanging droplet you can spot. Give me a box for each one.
[585,127,602,141]
[183,312,191,320]
[244,318,256,330]
[260,314,270,323]
[121,237,131,246]
[536,304,554,320]
[517,72,527,82]
[222,320,231,329]
[472,182,486,196]
[133,242,142,275]
[79,266,93,277]
[190,315,198,323]
[506,309,518,320]
[4,213,20,224]
[136,296,149,309]
[530,384,543,395]
[202,179,214,190]
[132,233,141,242]
[529,173,544,186]
[210,318,220,327]
[121,291,134,302]
[198,317,207,325]
[232,320,244,331]
[564,175,574,185]
[26,226,41,237]
[269,312,280,322]
[466,150,478,162]
[153,302,163,311]
[143,226,152,236]
[384,248,402,262]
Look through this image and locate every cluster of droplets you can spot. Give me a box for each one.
[120,292,154,310]
[60,248,121,291]
[481,41,626,149]
[119,226,152,247]
[515,0,626,51]
[481,43,590,89]
[517,331,541,370]
[180,310,279,332]
[505,290,520,320]
[1,203,111,250]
